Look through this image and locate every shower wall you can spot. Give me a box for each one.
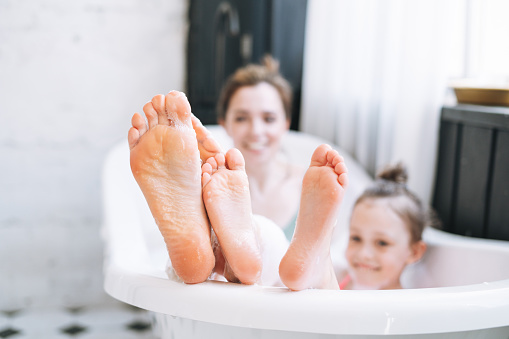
[0,0,188,310]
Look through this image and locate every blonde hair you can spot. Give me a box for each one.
[216,55,293,122]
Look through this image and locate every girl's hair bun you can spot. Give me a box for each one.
[377,162,408,185]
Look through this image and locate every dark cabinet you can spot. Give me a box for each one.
[186,0,308,129]
[433,105,509,240]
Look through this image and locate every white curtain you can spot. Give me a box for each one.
[300,0,464,203]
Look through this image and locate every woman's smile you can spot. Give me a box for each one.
[244,140,268,152]
[221,82,289,166]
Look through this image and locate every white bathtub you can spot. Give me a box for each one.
[102,127,509,338]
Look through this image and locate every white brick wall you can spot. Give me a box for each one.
[0,0,188,309]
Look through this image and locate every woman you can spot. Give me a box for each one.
[217,56,304,240]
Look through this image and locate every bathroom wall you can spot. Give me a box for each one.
[0,0,188,310]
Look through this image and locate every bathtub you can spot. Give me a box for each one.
[102,126,509,338]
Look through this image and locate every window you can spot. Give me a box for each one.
[459,0,509,83]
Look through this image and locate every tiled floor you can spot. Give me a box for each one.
[0,303,157,339]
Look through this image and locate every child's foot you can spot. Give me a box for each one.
[279,144,348,291]
[128,91,215,284]
[191,116,223,163]
[201,149,263,285]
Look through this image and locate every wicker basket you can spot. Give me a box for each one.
[453,86,509,107]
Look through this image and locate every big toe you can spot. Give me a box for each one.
[225,148,245,171]
[310,144,333,167]
[165,91,192,127]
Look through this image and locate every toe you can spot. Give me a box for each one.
[214,153,226,170]
[128,127,140,150]
[131,112,147,136]
[143,102,159,129]
[151,94,170,126]
[225,148,246,171]
[310,144,332,167]
[335,160,348,188]
[338,172,348,188]
[202,162,213,176]
[201,163,213,188]
[335,161,348,176]
[192,115,223,154]
[192,115,207,137]
[128,113,147,150]
[331,154,344,168]
[326,149,340,167]
[205,156,218,172]
[165,91,192,127]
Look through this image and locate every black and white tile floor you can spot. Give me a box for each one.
[0,302,157,339]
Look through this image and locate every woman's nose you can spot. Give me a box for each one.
[249,118,264,136]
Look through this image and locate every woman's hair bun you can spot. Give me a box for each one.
[261,54,280,73]
[377,162,408,184]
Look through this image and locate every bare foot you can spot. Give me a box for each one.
[128,91,215,284]
[279,144,348,291]
[201,149,263,285]
[191,115,223,163]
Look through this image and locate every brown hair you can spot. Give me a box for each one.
[216,55,293,122]
[355,163,437,243]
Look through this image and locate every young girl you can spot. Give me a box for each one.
[338,163,428,290]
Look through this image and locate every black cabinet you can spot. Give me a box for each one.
[186,0,308,129]
[433,105,509,240]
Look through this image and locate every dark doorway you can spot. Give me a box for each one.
[186,0,308,130]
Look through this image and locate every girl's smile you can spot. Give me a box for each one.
[346,198,425,290]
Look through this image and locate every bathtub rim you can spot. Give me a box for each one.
[104,267,509,336]
[103,228,509,336]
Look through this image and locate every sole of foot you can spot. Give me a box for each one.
[279,144,348,291]
[202,149,263,285]
[129,91,215,284]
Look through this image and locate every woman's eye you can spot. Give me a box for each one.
[234,116,247,122]
[377,240,389,247]
[350,236,361,242]
[264,115,276,123]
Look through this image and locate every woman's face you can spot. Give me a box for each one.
[221,82,289,166]
[345,199,421,290]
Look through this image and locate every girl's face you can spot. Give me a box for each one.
[221,82,289,166]
[345,199,424,290]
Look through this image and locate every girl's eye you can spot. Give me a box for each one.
[376,240,389,247]
[350,235,361,242]
[234,116,247,122]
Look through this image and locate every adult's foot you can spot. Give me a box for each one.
[191,116,223,163]
[128,91,215,284]
[279,144,348,291]
[201,149,263,284]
